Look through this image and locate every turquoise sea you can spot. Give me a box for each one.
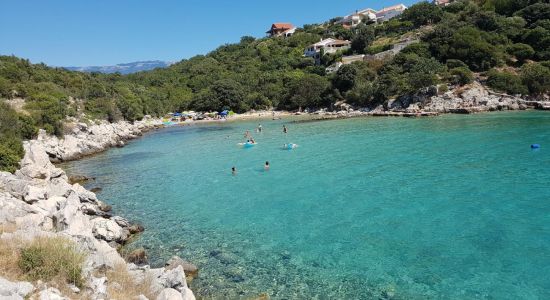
[64,112,550,299]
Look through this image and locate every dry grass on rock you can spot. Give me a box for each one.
[105,263,155,300]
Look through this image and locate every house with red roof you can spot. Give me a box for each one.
[266,23,296,37]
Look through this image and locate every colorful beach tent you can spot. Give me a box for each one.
[219,110,229,116]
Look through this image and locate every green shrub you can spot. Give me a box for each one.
[450,67,474,85]
[521,63,550,95]
[366,44,393,55]
[438,84,449,94]
[0,142,22,173]
[19,237,85,287]
[487,69,528,94]
[507,43,535,62]
[446,59,468,69]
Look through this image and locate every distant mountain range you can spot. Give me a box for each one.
[64,60,174,74]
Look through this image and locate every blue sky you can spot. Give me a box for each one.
[0,0,418,67]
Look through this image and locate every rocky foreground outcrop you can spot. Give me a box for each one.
[0,131,195,299]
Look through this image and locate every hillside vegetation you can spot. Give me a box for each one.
[1,0,550,172]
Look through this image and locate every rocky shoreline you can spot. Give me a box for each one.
[0,119,196,300]
[306,82,549,120]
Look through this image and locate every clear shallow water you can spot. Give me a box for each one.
[64,112,550,299]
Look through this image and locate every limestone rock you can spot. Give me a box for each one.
[92,218,125,242]
[82,237,126,270]
[0,276,34,299]
[181,287,196,300]
[38,287,68,300]
[112,216,131,228]
[158,265,188,292]
[23,186,48,204]
[0,172,30,200]
[88,276,107,300]
[156,288,183,300]
[16,141,65,181]
[72,184,98,204]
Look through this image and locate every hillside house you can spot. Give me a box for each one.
[434,0,453,6]
[266,23,296,37]
[304,38,351,63]
[338,8,377,28]
[375,4,407,22]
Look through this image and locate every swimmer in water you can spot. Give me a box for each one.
[244,130,251,139]
[283,125,287,134]
[264,161,270,171]
[232,166,237,175]
[258,124,262,132]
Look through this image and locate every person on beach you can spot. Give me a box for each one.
[283,125,287,134]
[258,124,262,133]
[264,161,270,171]
[232,166,237,175]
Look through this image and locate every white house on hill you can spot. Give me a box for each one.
[375,4,407,22]
[338,8,377,28]
[305,38,351,57]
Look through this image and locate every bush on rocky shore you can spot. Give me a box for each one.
[18,237,85,288]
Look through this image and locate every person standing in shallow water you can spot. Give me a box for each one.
[258,124,262,133]
[283,125,287,134]
[264,161,270,171]
[232,166,237,175]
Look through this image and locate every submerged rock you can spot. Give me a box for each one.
[68,174,95,185]
[165,256,199,279]
[90,187,102,193]
[127,248,148,265]
[129,223,145,234]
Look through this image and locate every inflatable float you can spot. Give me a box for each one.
[531,144,541,149]
[283,143,298,150]
[238,142,257,148]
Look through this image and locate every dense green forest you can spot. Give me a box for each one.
[1,0,550,172]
